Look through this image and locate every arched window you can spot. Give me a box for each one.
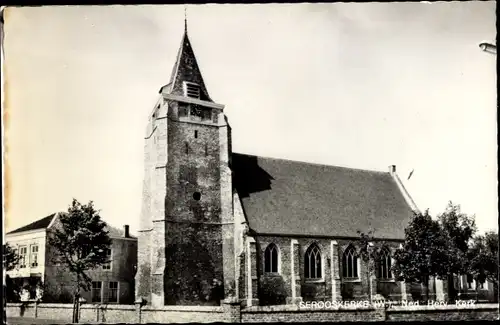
[264,243,279,274]
[378,247,392,279]
[304,244,322,279]
[342,245,358,279]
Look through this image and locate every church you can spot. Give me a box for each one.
[135,22,425,307]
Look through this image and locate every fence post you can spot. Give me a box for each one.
[34,300,38,318]
[96,304,100,323]
[223,298,241,323]
[135,297,144,324]
[78,297,86,322]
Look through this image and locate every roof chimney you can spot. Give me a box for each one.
[389,165,396,175]
[124,225,130,238]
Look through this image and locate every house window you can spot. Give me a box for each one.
[194,130,198,138]
[13,248,18,266]
[91,281,102,303]
[19,246,27,269]
[264,243,279,274]
[342,245,358,279]
[30,245,39,268]
[304,243,322,279]
[102,248,112,270]
[108,281,119,303]
[378,247,392,279]
[185,142,189,155]
[183,82,201,99]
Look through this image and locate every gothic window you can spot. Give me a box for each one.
[183,82,201,99]
[264,243,279,274]
[304,243,322,279]
[342,245,358,279]
[378,247,392,279]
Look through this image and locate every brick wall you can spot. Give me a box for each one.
[241,305,385,322]
[254,236,405,303]
[240,303,499,323]
[7,302,498,322]
[385,303,499,321]
[6,302,234,323]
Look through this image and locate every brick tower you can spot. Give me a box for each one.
[135,22,235,306]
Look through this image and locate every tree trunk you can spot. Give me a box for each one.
[422,277,429,303]
[447,274,456,302]
[367,261,372,303]
[73,278,80,323]
[72,295,77,323]
[475,277,480,302]
[494,281,499,303]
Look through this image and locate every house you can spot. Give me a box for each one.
[5,213,137,304]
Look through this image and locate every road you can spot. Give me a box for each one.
[6,317,72,324]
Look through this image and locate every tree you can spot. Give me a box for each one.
[468,231,498,301]
[392,210,453,302]
[357,230,379,302]
[3,243,18,271]
[48,199,111,323]
[437,202,477,301]
[3,243,20,302]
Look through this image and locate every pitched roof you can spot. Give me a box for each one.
[106,225,137,239]
[7,214,56,234]
[7,212,136,239]
[55,212,136,239]
[231,153,415,240]
[163,28,212,101]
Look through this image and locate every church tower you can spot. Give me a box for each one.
[135,21,235,306]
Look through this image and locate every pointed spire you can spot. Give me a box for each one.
[163,11,212,101]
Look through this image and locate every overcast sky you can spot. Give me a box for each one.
[2,3,497,235]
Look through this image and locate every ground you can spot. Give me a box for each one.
[6,317,70,325]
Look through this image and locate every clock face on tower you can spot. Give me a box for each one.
[190,104,203,118]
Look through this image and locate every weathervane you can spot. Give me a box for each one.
[184,5,188,33]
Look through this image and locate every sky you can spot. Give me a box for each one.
[2,3,497,235]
